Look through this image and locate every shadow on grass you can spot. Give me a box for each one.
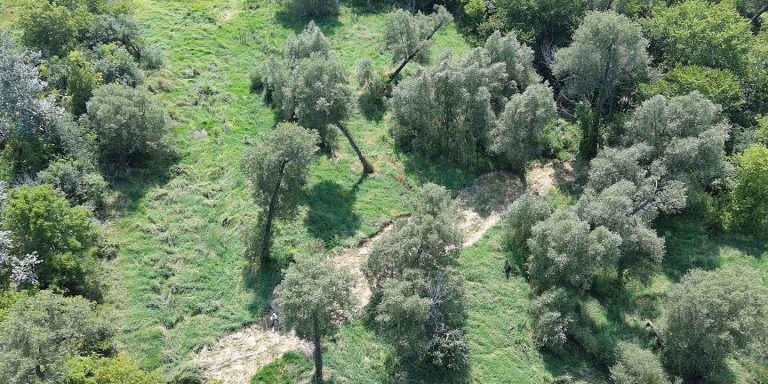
[358,94,385,123]
[275,9,343,35]
[109,151,179,215]
[656,214,722,282]
[304,177,364,248]
[401,151,482,192]
[243,262,284,318]
[341,0,401,15]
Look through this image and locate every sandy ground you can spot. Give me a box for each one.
[194,162,574,384]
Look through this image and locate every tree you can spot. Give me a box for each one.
[18,1,93,57]
[383,6,453,85]
[729,145,768,237]
[0,230,40,290]
[85,83,167,168]
[553,11,650,157]
[0,290,113,384]
[662,268,768,380]
[3,184,99,297]
[66,51,103,116]
[263,23,374,173]
[639,65,744,118]
[389,51,503,167]
[483,31,540,94]
[493,0,595,53]
[0,32,68,175]
[610,342,669,384]
[623,92,730,186]
[363,183,463,290]
[490,83,556,172]
[36,159,108,212]
[503,192,553,250]
[645,0,752,75]
[242,123,318,263]
[530,288,576,350]
[275,254,356,383]
[66,353,163,384]
[93,43,144,86]
[526,210,621,293]
[281,0,340,19]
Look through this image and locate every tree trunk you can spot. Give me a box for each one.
[313,317,324,383]
[261,159,288,264]
[338,123,374,174]
[386,19,447,86]
[752,3,768,30]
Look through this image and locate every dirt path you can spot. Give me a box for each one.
[194,162,574,384]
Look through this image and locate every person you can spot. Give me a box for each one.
[503,259,513,280]
[269,312,278,330]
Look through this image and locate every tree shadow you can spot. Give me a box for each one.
[303,177,363,248]
[341,0,400,15]
[400,151,482,193]
[358,94,385,123]
[655,214,722,283]
[541,342,610,383]
[242,262,284,318]
[275,9,343,36]
[108,150,179,215]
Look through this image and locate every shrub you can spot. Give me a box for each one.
[530,288,575,351]
[140,46,165,70]
[0,291,113,384]
[36,158,108,212]
[93,43,144,86]
[18,1,93,57]
[85,83,168,168]
[67,51,103,116]
[610,342,669,384]
[662,268,768,380]
[3,184,99,297]
[729,145,768,238]
[640,65,744,117]
[67,353,163,384]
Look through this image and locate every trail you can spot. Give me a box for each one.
[194,162,574,384]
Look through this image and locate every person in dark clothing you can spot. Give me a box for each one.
[503,259,513,280]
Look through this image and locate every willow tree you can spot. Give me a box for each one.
[275,254,356,383]
[242,123,318,263]
[262,23,374,174]
[383,6,453,85]
[553,11,649,158]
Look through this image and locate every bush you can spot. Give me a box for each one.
[67,353,163,384]
[67,51,103,116]
[37,158,107,212]
[530,288,576,351]
[18,1,93,57]
[0,291,113,384]
[281,0,340,19]
[426,328,469,373]
[610,342,669,384]
[728,145,768,238]
[3,184,100,297]
[140,46,165,70]
[85,83,168,168]
[662,268,768,380]
[93,43,144,86]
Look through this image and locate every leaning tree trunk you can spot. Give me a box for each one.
[313,317,324,383]
[752,3,768,31]
[261,159,288,264]
[385,19,447,86]
[338,123,374,174]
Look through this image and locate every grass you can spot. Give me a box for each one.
[100,0,477,378]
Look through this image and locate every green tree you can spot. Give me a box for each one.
[363,183,463,290]
[503,192,553,250]
[530,287,576,350]
[553,10,649,157]
[36,159,108,212]
[645,0,752,75]
[66,353,162,384]
[242,123,318,263]
[3,184,99,296]
[490,83,557,172]
[275,254,356,383]
[623,92,730,185]
[18,1,93,57]
[93,43,144,86]
[85,83,167,169]
[483,31,540,94]
[389,51,503,167]
[639,65,744,117]
[281,0,339,19]
[0,290,113,384]
[66,51,103,116]
[383,6,453,85]
[263,23,373,173]
[729,145,768,237]
[526,210,621,293]
[662,268,768,380]
[610,342,669,384]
